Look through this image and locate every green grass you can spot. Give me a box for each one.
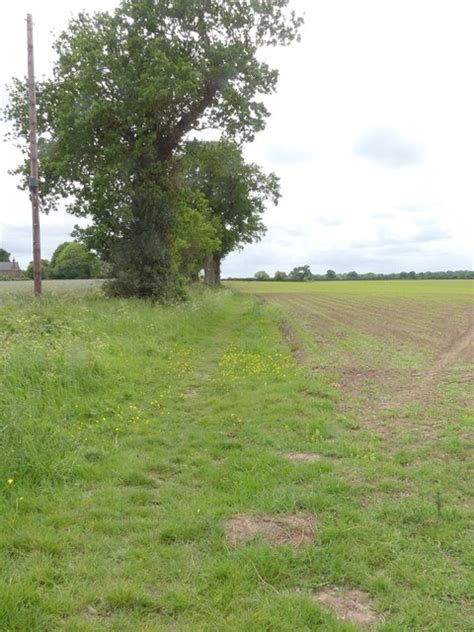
[0,278,104,296]
[0,281,472,630]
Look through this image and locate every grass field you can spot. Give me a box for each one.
[1,280,473,630]
[0,279,104,295]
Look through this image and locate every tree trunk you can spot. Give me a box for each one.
[204,254,221,286]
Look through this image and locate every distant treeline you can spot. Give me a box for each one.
[228,267,474,282]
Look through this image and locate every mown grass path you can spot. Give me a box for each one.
[1,284,472,630]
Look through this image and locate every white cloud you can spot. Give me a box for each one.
[354,128,424,168]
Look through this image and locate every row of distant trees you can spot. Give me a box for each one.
[251,266,474,281]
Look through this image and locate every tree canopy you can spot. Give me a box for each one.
[49,242,101,279]
[289,265,312,281]
[0,249,11,262]
[169,189,220,282]
[25,243,100,280]
[183,140,280,284]
[26,259,51,280]
[4,0,302,300]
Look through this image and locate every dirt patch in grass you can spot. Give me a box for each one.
[225,513,315,547]
[183,387,199,400]
[314,587,379,628]
[360,488,415,508]
[83,605,110,621]
[147,471,167,485]
[282,452,322,463]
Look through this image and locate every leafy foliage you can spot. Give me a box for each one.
[183,140,280,284]
[0,249,11,262]
[48,242,100,279]
[170,190,220,281]
[49,242,70,271]
[289,265,312,281]
[26,259,51,280]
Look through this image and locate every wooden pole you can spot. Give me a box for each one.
[27,13,42,296]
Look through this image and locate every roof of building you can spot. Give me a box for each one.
[0,260,20,271]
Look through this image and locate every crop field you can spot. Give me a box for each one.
[229,280,473,443]
[1,280,473,630]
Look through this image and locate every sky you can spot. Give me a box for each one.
[1,0,473,275]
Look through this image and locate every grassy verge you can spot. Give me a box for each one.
[0,286,472,630]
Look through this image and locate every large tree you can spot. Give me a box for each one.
[4,0,302,300]
[289,265,312,281]
[26,259,51,280]
[183,140,279,285]
[0,249,11,262]
[49,242,101,279]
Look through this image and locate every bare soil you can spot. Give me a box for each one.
[376,320,474,420]
[414,323,473,393]
[278,320,308,364]
[314,587,379,627]
[225,513,315,547]
[282,452,322,463]
[273,294,473,418]
[83,605,110,621]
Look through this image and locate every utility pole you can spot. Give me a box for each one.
[27,13,42,296]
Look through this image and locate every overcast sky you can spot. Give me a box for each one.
[1,0,473,275]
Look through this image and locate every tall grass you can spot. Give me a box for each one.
[0,286,229,488]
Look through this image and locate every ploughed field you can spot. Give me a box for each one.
[229,280,473,442]
[0,280,473,630]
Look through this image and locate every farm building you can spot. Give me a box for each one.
[0,259,22,278]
